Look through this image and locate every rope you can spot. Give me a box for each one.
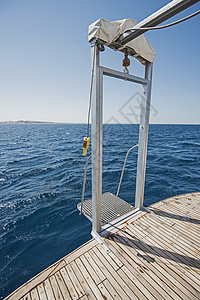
[86,47,95,138]
[80,154,92,215]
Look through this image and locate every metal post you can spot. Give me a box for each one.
[91,44,103,233]
[135,62,153,209]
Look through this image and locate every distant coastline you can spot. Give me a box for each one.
[0,121,199,125]
[0,120,56,124]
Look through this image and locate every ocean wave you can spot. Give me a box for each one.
[0,123,200,299]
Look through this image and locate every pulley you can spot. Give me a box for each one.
[122,51,130,74]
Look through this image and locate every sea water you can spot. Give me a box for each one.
[0,124,199,298]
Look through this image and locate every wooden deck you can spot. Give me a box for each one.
[6,192,200,300]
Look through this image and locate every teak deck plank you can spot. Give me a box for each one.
[22,293,31,300]
[140,216,200,265]
[99,278,122,299]
[30,288,40,300]
[112,229,183,299]
[153,202,200,231]
[37,283,48,300]
[136,218,200,277]
[80,296,88,300]
[43,279,55,300]
[75,256,104,299]
[60,267,78,299]
[144,212,200,254]
[124,226,195,299]
[65,264,86,298]
[131,220,200,288]
[49,275,64,300]
[117,266,147,299]
[70,260,96,300]
[90,247,132,299]
[96,244,120,271]
[102,238,159,299]
[94,247,136,299]
[5,192,200,300]
[98,281,115,300]
[84,251,106,283]
[80,253,103,285]
[129,222,200,298]
[118,265,154,300]
[55,270,72,299]
[106,236,166,299]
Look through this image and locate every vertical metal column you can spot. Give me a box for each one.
[91,44,103,233]
[135,62,153,209]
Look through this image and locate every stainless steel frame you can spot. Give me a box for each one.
[91,44,153,233]
[91,44,103,233]
[135,62,153,209]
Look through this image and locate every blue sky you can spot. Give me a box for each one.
[0,0,199,124]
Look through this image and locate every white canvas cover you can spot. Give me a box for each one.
[88,18,156,64]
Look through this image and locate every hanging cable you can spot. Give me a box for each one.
[122,10,200,33]
[87,48,95,138]
[82,46,96,156]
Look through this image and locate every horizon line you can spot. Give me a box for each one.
[0,120,200,125]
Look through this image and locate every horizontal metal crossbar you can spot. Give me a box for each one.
[101,66,148,85]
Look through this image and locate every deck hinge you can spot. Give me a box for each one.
[91,230,110,253]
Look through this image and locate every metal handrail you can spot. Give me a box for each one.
[80,144,138,214]
[116,144,138,197]
[80,155,92,215]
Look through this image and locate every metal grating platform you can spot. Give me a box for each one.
[77,192,135,225]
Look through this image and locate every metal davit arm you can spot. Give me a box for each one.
[118,0,200,45]
[116,144,138,197]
